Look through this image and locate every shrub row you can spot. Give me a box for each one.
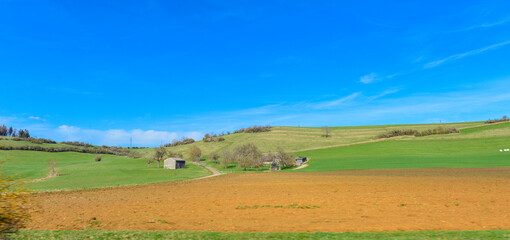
[0,145,141,158]
[376,129,418,138]
[203,133,225,143]
[376,126,459,139]
[163,138,195,147]
[485,116,508,124]
[1,137,57,144]
[234,125,272,134]
[61,141,94,148]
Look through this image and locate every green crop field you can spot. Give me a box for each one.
[13,229,510,240]
[294,122,510,172]
[0,150,209,191]
[295,137,510,171]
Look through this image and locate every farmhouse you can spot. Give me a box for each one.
[295,157,308,166]
[164,157,186,169]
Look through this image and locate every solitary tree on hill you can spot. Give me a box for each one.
[153,146,167,168]
[322,126,331,138]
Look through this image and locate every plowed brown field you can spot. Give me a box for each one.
[28,168,510,232]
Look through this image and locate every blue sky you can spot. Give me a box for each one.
[1,0,510,146]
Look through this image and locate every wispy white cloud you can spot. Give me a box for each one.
[454,17,510,32]
[360,73,377,84]
[424,40,510,68]
[54,125,201,147]
[28,116,46,122]
[314,92,360,109]
[368,89,401,100]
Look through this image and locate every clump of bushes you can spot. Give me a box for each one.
[234,125,271,134]
[209,153,220,163]
[0,137,56,144]
[163,138,195,147]
[485,116,508,124]
[376,129,418,138]
[0,145,135,157]
[376,126,459,139]
[61,141,93,148]
[203,133,225,143]
[189,146,202,162]
[414,127,459,137]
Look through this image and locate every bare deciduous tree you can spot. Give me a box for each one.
[209,152,220,163]
[189,146,202,162]
[220,149,234,168]
[154,146,167,168]
[233,143,262,171]
[48,159,57,177]
[322,126,331,138]
[276,148,294,168]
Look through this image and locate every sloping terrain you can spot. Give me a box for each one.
[135,121,485,158]
[297,122,510,172]
[0,150,209,191]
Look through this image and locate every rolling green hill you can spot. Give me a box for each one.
[135,121,486,158]
[2,120,509,191]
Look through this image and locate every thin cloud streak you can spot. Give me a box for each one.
[361,41,510,84]
[424,40,510,68]
[314,92,360,109]
[453,17,510,32]
[28,116,46,122]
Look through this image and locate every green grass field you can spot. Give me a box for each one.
[0,150,209,191]
[292,121,510,172]
[13,229,510,240]
[295,136,510,171]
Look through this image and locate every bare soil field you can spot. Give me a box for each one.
[28,168,510,232]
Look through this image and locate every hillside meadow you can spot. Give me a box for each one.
[295,121,510,172]
[134,121,486,158]
[0,150,209,191]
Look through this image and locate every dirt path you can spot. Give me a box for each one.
[293,163,308,170]
[27,167,510,232]
[188,161,223,180]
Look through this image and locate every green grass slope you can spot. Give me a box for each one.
[0,150,209,191]
[295,137,510,171]
[295,122,510,172]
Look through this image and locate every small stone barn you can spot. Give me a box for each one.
[295,157,308,166]
[164,157,186,169]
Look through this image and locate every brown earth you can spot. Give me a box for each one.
[27,168,510,232]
